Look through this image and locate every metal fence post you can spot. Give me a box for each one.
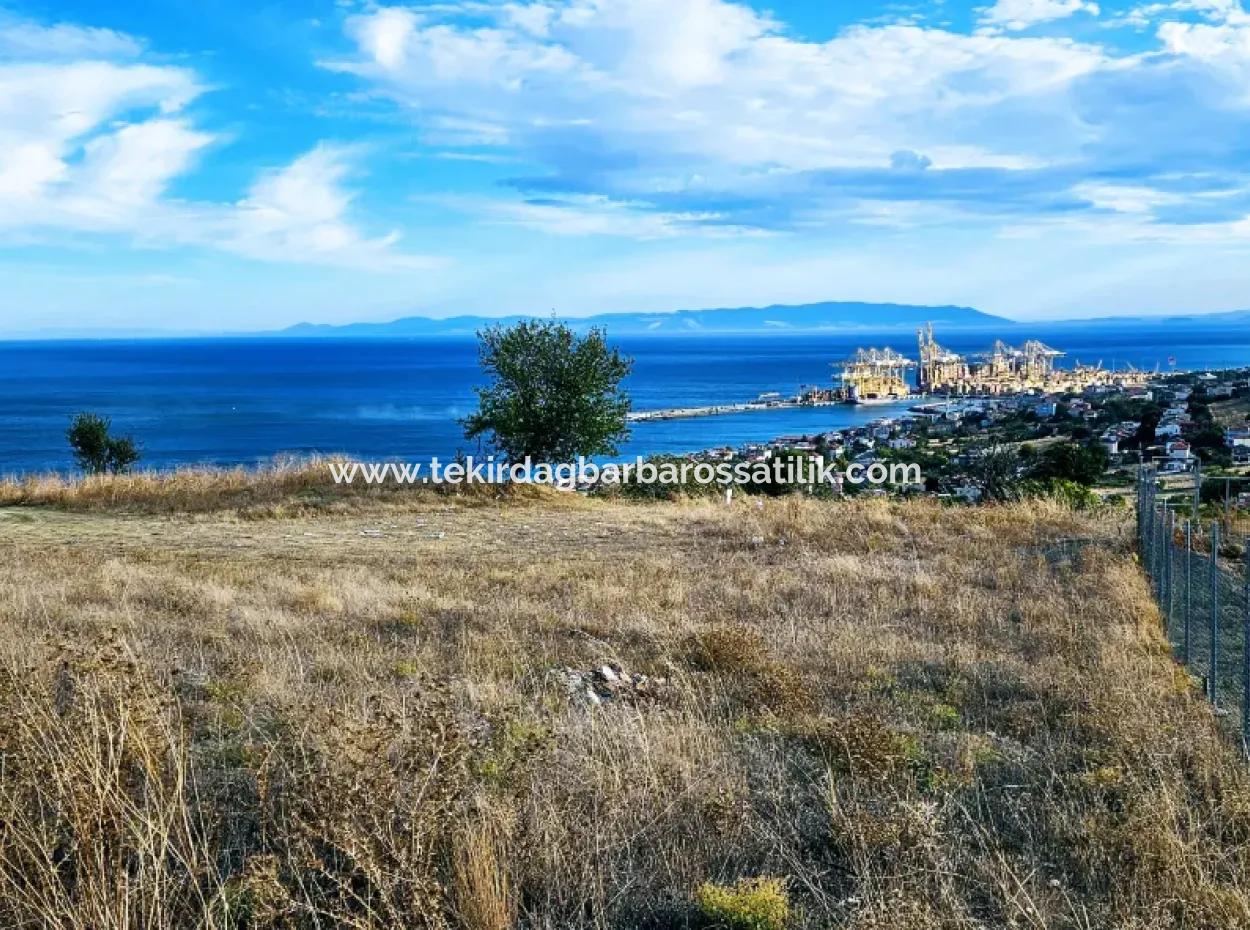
[1184,520,1193,665]
[1193,459,1202,523]
[1156,504,1167,598]
[1153,496,1161,592]
[1160,507,1170,632]
[1242,536,1249,757]
[1159,505,1170,608]
[1210,521,1222,705]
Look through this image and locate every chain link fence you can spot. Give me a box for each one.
[1205,473,1250,539]
[1138,465,1250,754]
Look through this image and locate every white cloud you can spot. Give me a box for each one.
[228,145,438,268]
[330,1,1108,183]
[1158,17,1250,61]
[0,14,142,59]
[352,7,419,70]
[979,0,1100,32]
[443,192,772,238]
[1114,0,1248,30]
[1071,182,1176,213]
[0,13,431,270]
[1150,1,1250,103]
[326,0,1250,244]
[0,59,205,216]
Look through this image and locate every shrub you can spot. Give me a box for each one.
[695,876,790,930]
[66,411,141,475]
[608,454,724,501]
[1019,477,1100,510]
[688,627,812,713]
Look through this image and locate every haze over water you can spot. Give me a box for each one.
[2,325,1247,476]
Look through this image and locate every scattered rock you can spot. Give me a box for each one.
[550,662,669,708]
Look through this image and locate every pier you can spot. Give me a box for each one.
[627,398,839,422]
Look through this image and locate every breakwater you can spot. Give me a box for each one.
[627,399,839,422]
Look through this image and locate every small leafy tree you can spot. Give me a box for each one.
[463,320,632,462]
[67,412,141,475]
[1029,441,1109,487]
[967,442,1022,502]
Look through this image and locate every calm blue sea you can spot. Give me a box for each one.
[1,325,1247,476]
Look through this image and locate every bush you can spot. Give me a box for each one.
[695,877,790,930]
[1019,478,1100,510]
[687,628,812,713]
[66,412,141,475]
[606,455,724,501]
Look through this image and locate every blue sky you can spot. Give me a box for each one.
[4,0,1250,333]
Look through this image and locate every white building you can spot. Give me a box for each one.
[1166,439,1193,460]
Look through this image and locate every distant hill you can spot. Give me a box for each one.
[1035,307,1250,329]
[277,301,1009,338]
[8,303,1248,342]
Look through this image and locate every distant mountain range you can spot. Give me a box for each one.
[275,302,1250,339]
[1025,308,1250,329]
[277,302,1008,337]
[4,302,1250,341]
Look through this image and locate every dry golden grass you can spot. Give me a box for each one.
[0,458,550,516]
[1,468,1248,928]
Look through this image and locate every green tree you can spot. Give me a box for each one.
[967,442,1023,502]
[1029,441,1109,487]
[66,412,141,475]
[463,320,633,462]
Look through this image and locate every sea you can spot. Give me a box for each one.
[2,324,1248,476]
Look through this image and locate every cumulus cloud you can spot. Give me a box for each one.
[1158,16,1250,68]
[10,0,1250,279]
[325,0,1115,234]
[0,60,203,209]
[324,0,1250,241]
[0,13,142,59]
[330,2,1106,177]
[227,145,437,269]
[979,0,1100,31]
[0,13,428,269]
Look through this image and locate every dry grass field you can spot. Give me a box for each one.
[1,466,1249,929]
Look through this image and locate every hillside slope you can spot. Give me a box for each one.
[1,477,1248,929]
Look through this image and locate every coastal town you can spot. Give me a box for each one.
[624,326,1250,508]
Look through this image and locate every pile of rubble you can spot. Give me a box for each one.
[550,663,668,708]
